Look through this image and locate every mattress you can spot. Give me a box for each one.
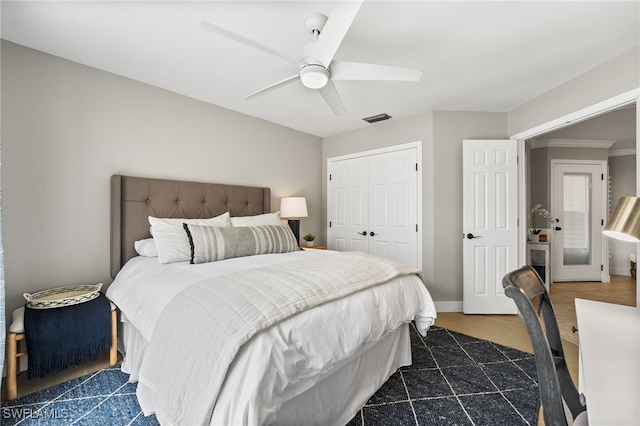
[106,249,437,425]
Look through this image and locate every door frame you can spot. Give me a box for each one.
[549,159,609,282]
[326,140,423,270]
[511,88,639,298]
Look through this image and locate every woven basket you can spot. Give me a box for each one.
[24,283,103,309]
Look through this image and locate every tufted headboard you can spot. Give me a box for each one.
[110,175,271,278]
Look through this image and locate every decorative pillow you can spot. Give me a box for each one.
[184,223,300,264]
[149,212,232,264]
[134,238,158,257]
[230,211,282,227]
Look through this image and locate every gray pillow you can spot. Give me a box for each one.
[184,223,300,264]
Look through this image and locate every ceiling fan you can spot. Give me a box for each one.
[199,0,422,116]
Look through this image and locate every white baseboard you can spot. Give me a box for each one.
[609,267,632,277]
[434,301,463,312]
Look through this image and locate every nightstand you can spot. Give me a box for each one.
[302,246,326,250]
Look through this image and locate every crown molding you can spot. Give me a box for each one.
[609,148,637,157]
[527,138,616,149]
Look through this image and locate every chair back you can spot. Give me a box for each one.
[502,266,587,426]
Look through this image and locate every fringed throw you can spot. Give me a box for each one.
[24,293,112,379]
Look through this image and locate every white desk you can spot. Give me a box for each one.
[575,299,639,425]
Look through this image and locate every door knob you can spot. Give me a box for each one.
[358,231,367,236]
[369,232,376,237]
[554,226,562,231]
[466,233,481,239]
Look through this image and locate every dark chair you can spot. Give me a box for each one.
[502,265,588,426]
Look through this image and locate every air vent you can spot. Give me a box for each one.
[363,113,392,123]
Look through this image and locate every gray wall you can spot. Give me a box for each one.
[2,40,637,320]
[1,41,323,318]
[508,47,639,136]
[322,110,507,306]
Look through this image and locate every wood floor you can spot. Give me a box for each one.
[3,275,636,424]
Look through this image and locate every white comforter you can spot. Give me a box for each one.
[106,250,437,425]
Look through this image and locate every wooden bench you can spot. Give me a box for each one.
[6,306,118,400]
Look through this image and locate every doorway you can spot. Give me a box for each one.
[514,89,638,307]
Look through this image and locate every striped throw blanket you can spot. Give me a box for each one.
[138,251,422,425]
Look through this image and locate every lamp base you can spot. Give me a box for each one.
[287,219,301,245]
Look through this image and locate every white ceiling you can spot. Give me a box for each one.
[2,1,639,138]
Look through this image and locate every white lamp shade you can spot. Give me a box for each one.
[603,196,640,242]
[280,197,308,219]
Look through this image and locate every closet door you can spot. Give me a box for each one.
[368,148,418,267]
[329,156,369,252]
[328,145,419,268]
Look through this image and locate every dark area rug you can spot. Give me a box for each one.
[347,325,540,426]
[1,326,538,425]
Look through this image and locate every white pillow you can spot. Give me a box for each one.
[149,212,231,264]
[134,238,158,257]
[230,211,282,227]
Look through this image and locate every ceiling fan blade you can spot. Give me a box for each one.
[200,21,304,67]
[318,81,346,116]
[244,74,300,99]
[309,0,363,68]
[330,61,422,81]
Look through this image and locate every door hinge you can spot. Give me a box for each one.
[416,224,418,232]
[415,163,418,171]
[602,219,604,226]
[329,174,332,181]
[601,265,604,271]
[329,221,332,228]
[601,173,604,180]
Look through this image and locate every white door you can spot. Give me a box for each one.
[328,156,369,252]
[462,140,518,314]
[328,145,420,268]
[551,161,606,282]
[368,149,418,267]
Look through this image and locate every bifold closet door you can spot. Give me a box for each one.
[329,147,418,268]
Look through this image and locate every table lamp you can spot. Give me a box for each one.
[280,197,308,244]
[603,196,640,242]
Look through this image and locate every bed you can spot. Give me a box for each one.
[106,174,437,425]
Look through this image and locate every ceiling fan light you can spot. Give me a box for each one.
[299,65,329,89]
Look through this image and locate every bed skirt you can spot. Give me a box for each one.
[120,320,411,425]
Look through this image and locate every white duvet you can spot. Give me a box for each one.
[106,250,437,425]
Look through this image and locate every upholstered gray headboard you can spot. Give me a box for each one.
[110,175,271,278]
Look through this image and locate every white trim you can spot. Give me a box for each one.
[434,301,463,313]
[609,148,637,157]
[511,88,639,141]
[326,141,423,270]
[327,141,421,162]
[529,139,615,150]
[518,140,527,270]
[609,267,632,277]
